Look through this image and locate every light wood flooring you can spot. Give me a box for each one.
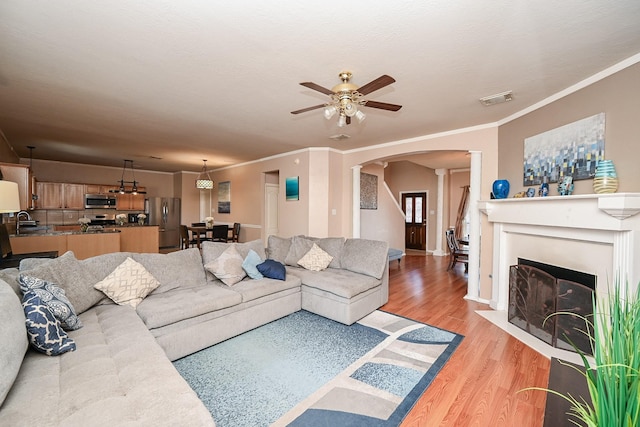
[381,254,550,427]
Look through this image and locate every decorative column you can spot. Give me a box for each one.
[352,165,362,238]
[433,169,446,256]
[465,150,482,301]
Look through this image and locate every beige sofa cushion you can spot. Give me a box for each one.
[341,238,389,279]
[0,279,28,407]
[132,248,206,293]
[0,304,215,427]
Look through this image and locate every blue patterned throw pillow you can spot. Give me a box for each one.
[19,274,83,331]
[22,291,76,356]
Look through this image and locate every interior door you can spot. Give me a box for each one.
[402,192,427,250]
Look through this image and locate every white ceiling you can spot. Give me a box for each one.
[1,1,640,173]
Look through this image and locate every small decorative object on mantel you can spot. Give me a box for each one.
[205,216,214,229]
[526,188,536,197]
[538,177,549,197]
[116,213,126,226]
[593,159,618,194]
[78,217,91,232]
[137,213,146,225]
[557,176,574,196]
[491,179,510,199]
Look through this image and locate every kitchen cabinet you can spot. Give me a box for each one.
[85,184,118,195]
[117,225,159,253]
[0,162,35,211]
[36,182,85,209]
[116,187,145,210]
[10,231,120,260]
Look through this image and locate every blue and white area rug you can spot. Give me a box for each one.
[173,310,463,427]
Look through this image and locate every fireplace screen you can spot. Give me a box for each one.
[508,262,594,354]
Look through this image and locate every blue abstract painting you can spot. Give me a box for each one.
[286,176,299,201]
[523,113,605,185]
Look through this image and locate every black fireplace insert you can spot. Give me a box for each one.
[508,259,596,354]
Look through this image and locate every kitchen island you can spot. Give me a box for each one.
[9,225,159,259]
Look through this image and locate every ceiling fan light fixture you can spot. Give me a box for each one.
[195,159,214,190]
[355,110,366,122]
[337,115,347,127]
[323,105,337,120]
[342,99,358,117]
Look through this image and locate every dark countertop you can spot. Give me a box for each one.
[10,229,122,237]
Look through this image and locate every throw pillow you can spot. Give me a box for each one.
[284,236,314,266]
[297,243,334,272]
[22,251,103,314]
[256,259,286,281]
[242,249,264,280]
[18,275,83,331]
[22,291,76,356]
[94,257,160,308]
[204,245,247,286]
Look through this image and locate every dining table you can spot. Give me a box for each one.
[187,225,229,249]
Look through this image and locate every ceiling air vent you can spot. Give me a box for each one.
[329,134,350,141]
[479,90,513,106]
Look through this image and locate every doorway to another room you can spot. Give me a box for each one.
[401,192,427,251]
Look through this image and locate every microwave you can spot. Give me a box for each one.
[85,194,117,209]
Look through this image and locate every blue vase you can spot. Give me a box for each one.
[492,180,510,199]
[593,159,618,194]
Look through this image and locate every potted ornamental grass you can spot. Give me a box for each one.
[526,280,640,427]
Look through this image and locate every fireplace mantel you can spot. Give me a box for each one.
[478,193,640,360]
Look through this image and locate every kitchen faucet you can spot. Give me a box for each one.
[16,211,32,235]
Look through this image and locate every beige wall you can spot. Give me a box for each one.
[498,62,640,194]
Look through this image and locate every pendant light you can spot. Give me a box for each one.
[196,160,214,189]
[117,160,140,194]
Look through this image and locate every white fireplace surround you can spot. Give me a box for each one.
[477,193,640,361]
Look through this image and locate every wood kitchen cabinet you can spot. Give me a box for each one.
[115,187,146,210]
[85,184,118,195]
[0,162,35,211]
[36,182,85,209]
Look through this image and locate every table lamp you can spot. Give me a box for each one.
[0,181,21,213]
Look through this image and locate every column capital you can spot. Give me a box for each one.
[351,165,363,171]
[435,168,447,176]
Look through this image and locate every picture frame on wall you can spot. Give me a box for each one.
[218,181,231,213]
[360,172,378,209]
[523,112,605,185]
[286,176,299,201]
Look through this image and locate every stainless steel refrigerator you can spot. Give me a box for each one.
[146,197,181,248]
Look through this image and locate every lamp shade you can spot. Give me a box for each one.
[0,181,20,213]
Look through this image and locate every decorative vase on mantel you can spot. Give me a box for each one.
[593,159,618,194]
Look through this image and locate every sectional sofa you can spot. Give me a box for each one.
[0,235,389,426]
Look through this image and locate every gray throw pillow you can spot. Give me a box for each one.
[202,240,267,282]
[266,235,291,263]
[26,251,102,314]
[341,238,389,279]
[0,268,21,296]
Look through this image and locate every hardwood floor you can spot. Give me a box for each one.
[381,254,550,427]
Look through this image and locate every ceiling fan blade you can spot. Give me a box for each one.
[291,104,325,115]
[299,82,335,95]
[363,100,403,111]
[357,75,396,95]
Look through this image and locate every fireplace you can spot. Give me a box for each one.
[508,259,595,354]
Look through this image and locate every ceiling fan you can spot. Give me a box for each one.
[291,71,402,127]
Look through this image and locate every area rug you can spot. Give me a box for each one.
[173,310,463,427]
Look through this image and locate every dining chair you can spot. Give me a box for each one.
[445,228,468,272]
[180,225,197,249]
[230,223,240,242]
[211,225,228,242]
[191,222,209,242]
